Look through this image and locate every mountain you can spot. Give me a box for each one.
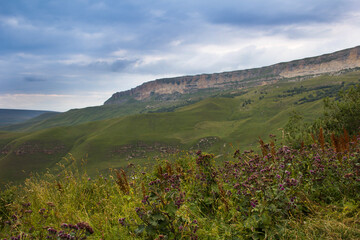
[0,109,59,127]
[2,46,360,183]
[3,46,360,133]
[105,46,360,104]
[1,70,360,183]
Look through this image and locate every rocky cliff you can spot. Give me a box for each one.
[105,46,360,104]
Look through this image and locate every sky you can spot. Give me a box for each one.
[1,0,360,112]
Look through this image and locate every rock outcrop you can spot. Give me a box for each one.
[105,46,360,105]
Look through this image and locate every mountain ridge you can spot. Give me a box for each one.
[0,109,59,127]
[105,46,360,104]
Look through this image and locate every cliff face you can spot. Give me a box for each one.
[105,46,360,104]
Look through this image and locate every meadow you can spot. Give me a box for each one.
[0,128,359,239]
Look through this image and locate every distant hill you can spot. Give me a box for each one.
[0,109,59,127]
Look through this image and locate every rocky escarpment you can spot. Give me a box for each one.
[105,46,360,104]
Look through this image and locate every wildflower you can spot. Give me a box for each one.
[276,174,281,179]
[250,199,258,208]
[179,225,184,231]
[61,223,69,228]
[344,173,354,178]
[47,227,57,234]
[290,178,298,186]
[142,195,149,204]
[118,218,126,226]
[68,224,79,230]
[76,222,94,234]
[22,202,31,207]
[24,210,33,214]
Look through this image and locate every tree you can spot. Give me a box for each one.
[322,85,360,135]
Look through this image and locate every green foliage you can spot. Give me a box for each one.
[322,85,360,135]
[0,186,16,230]
[283,83,360,148]
[1,134,360,239]
[283,111,312,148]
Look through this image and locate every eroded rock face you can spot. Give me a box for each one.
[105,46,360,105]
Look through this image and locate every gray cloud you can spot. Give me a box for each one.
[1,0,360,111]
[24,76,46,82]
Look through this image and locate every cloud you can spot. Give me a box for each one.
[0,92,112,112]
[24,76,46,82]
[193,0,360,26]
[1,0,360,111]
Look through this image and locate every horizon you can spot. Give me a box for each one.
[1,0,360,111]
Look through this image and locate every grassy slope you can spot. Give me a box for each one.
[0,90,219,132]
[0,71,359,183]
[0,105,143,132]
[0,109,57,127]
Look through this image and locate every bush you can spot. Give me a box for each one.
[323,85,360,135]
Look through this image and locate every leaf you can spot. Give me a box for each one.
[261,212,272,227]
[204,196,213,205]
[134,225,145,235]
[149,219,158,226]
[152,213,165,221]
[165,202,177,217]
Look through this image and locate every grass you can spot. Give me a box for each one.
[0,71,360,184]
[0,131,359,239]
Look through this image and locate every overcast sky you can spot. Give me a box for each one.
[1,0,360,111]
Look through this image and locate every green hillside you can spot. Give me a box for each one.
[0,90,221,132]
[0,109,58,127]
[1,71,359,183]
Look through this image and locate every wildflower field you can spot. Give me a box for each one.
[0,129,359,239]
